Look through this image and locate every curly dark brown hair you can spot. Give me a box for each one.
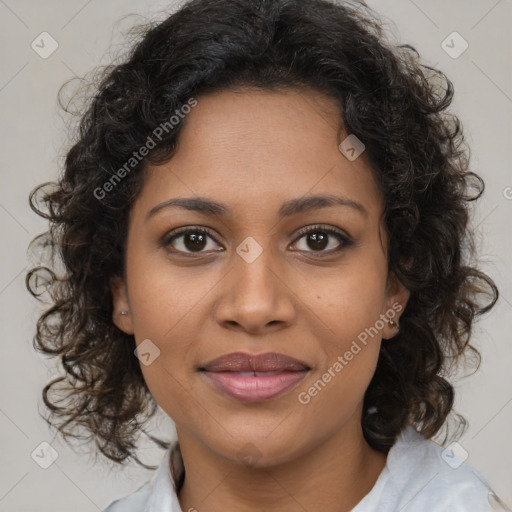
[26,0,498,470]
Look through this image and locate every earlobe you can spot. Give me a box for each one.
[110,276,134,335]
[383,273,410,339]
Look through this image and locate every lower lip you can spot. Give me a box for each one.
[201,370,309,402]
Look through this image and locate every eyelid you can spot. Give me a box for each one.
[161,224,353,255]
[291,224,351,243]
[162,225,223,249]
[289,224,353,255]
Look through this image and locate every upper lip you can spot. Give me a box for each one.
[199,352,310,372]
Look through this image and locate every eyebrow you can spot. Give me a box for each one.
[146,194,367,221]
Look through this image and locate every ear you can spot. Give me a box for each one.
[382,271,410,340]
[110,275,134,335]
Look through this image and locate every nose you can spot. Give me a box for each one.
[214,241,296,334]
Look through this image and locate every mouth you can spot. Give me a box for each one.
[198,352,311,403]
[200,370,310,402]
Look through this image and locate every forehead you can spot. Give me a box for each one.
[134,87,384,223]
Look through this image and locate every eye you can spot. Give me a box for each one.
[161,224,354,257]
[162,227,223,255]
[290,224,353,256]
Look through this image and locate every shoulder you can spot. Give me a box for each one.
[355,426,505,512]
[103,481,152,512]
[102,442,183,512]
[385,426,499,511]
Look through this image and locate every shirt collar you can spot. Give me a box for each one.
[142,426,425,512]
[144,440,185,512]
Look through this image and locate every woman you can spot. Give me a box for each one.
[26,0,508,510]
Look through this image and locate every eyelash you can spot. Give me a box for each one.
[161,224,354,258]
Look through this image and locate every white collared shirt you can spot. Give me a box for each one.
[103,426,509,511]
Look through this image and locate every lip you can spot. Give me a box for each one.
[198,352,311,403]
[199,351,310,372]
[202,371,309,402]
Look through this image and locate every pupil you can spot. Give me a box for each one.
[182,231,329,252]
[309,232,327,251]
[185,233,207,251]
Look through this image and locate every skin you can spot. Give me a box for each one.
[112,87,409,512]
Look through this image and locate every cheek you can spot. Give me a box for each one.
[305,258,387,393]
[312,257,388,339]
[132,300,205,428]
[129,281,206,373]
[124,252,214,415]
[297,285,385,429]
[126,245,218,341]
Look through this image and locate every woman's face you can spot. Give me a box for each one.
[112,87,408,466]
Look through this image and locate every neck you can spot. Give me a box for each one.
[174,419,387,512]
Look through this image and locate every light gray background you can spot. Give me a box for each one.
[0,0,511,510]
